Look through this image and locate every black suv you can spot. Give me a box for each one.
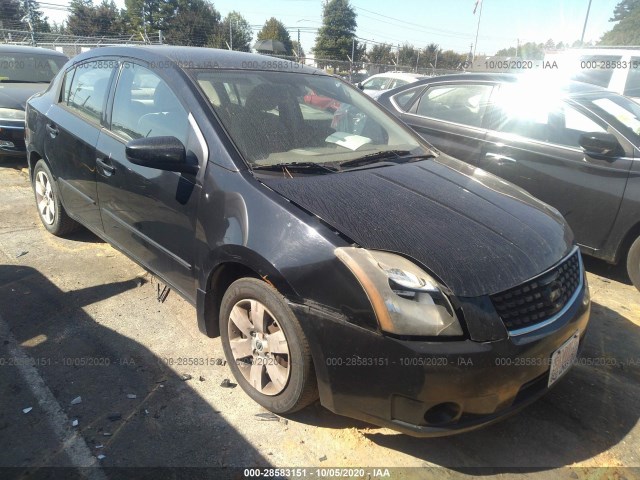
[26,47,590,436]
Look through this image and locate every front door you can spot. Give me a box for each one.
[96,62,204,299]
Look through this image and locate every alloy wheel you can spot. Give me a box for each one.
[35,171,55,225]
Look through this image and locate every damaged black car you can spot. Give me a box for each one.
[25,46,590,436]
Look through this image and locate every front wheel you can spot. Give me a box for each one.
[32,159,79,236]
[219,278,318,414]
[626,235,640,292]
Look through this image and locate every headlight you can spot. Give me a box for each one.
[335,247,463,336]
[0,108,26,122]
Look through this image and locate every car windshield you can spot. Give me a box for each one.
[192,70,428,172]
[0,52,66,83]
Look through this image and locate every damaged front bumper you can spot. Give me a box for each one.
[290,279,590,437]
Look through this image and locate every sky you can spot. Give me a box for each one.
[39,0,621,56]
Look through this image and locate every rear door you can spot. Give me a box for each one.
[398,81,496,162]
[95,61,206,299]
[43,60,116,232]
[481,85,633,251]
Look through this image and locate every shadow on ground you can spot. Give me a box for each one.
[583,255,632,286]
[0,264,269,479]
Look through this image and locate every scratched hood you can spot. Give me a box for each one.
[261,155,574,297]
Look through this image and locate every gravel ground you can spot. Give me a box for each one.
[0,160,639,480]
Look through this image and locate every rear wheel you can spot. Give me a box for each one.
[33,160,79,236]
[219,278,318,414]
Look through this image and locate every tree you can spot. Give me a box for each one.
[495,41,545,60]
[67,0,128,36]
[600,0,640,45]
[397,43,418,68]
[256,17,293,55]
[313,0,358,61]
[124,0,167,33]
[610,0,640,21]
[162,0,221,46]
[0,0,23,29]
[367,43,394,65]
[212,11,252,51]
[291,40,304,58]
[22,0,50,32]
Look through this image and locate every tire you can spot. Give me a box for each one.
[219,278,318,414]
[627,235,640,292]
[32,159,80,236]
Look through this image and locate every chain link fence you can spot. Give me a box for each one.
[1,29,466,80]
[1,29,162,57]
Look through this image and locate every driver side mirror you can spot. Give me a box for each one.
[357,83,364,90]
[125,136,199,174]
[578,132,622,158]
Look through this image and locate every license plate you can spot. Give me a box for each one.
[548,332,580,387]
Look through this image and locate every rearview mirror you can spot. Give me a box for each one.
[125,136,198,174]
[578,132,621,157]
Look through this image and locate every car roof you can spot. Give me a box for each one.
[366,72,424,81]
[379,72,610,99]
[68,45,327,75]
[551,48,640,57]
[0,45,67,57]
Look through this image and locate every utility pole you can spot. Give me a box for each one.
[229,18,233,50]
[580,0,593,45]
[22,1,36,46]
[351,37,355,81]
[298,29,301,59]
[473,0,483,62]
[516,38,520,57]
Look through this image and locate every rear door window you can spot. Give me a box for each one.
[65,61,114,123]
[572,55,622,88]
[415,84,494,128]
[624,57,640,98]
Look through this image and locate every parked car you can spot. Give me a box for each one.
[26,47,590,436]
[0,45,67,159]
[546,48,640,103]
[378,73,640,290]
[358,72,425,99]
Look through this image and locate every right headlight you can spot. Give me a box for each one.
[335,247,463,337]
[0,108,26,122]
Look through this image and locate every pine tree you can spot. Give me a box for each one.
[313,0,358,61]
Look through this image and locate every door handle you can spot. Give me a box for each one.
[484,152,517,164]
[96,157,116,176]
[46,123,59,138]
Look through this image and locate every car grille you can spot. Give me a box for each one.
[490,250,582,333]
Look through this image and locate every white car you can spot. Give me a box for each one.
[358,72,425,100]
[546,48,640,103]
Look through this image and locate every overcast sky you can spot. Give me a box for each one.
[40,0,620,55]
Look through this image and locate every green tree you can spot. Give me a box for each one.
[313,0,358,61]
[163,0,220,46]
[256,17,293,55]
[292,40,304,58]
[124,0,166,33]
[22,0,50,32]
[367,43,394,65]
[600,0,640,45]
[421,43,441,68]
[610,0,640,20]
[0,0,23,29]
[212,11,252,51]
[67,0,128,36]
[495,41,545,60]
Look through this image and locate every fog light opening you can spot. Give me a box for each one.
[423,402,462,426]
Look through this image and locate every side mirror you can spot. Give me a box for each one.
[125,136,198,174]
[578,132,621,158]
[357,83,364,90]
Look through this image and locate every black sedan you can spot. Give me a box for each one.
[378,73,640,291]
[26,47,590,436]
[0,45,67,159]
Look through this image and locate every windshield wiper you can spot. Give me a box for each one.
[338,150,435,170]
[251,161,338,175]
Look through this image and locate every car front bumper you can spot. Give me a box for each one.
[291,279,590,437]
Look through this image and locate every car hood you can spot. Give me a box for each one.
[0,83,48,110]
[261,155,574,297]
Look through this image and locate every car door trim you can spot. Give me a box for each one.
[58,177,97,205]
[102,208,192,270]
[188,112,208,167]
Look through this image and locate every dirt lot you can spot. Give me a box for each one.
[1,159,639,479]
